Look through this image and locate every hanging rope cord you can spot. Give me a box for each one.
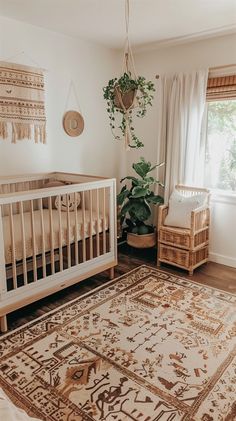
[122,0,137,77]
[113,0,138,149]
[64,80,83,114]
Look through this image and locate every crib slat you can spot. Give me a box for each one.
[67,194,71,268]
[58,195,63,271]
[30,200,37,282]
[96,189,100,257]
[9,203,17,289]
[89,190,93,259]
[39,198,46,278]
[0,205,7,296]
[81,191,86,262]
[20,201,27,285]
[74,192,79,265]
[48,196,55,275]
[102,188,106,254]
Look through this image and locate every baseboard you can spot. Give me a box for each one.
[209,252,236,268]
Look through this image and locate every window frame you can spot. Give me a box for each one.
[203,71,236,200]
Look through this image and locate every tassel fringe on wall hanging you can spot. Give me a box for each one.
[0,61,46,144]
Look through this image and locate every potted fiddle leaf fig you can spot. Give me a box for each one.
[103,72,155,149]
[117,157,164,248]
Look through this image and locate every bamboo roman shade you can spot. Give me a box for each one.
[206,74,236,101]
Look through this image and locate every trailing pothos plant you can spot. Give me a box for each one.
[103,72,155,149]
[117,157,164,235]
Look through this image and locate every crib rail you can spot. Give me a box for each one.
[0,178,117,320]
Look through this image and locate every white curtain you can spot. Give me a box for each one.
[156,70,208,202]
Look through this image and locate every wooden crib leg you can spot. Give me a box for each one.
[109,267,115,280]
[0,315,8,333]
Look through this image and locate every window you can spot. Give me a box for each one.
[204,99,236,191]
[204,74,236,192]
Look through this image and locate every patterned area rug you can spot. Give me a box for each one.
[0,266,235,421]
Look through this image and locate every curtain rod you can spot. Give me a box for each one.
[155,64,236,79]
[209,64,236,71]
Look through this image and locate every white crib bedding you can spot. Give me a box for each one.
[3,209,108,265]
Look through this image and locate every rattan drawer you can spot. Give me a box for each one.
[159,243,208,270]
[159,227,209,250]
[159,228,190,249]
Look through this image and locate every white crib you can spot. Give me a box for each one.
[0,172,117,332]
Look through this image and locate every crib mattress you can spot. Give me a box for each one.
[3,209,108,265]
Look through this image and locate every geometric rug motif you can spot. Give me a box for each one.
[0,266,235,421]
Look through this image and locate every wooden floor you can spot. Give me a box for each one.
[5,243,236,333]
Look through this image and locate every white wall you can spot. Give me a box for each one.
[0,16,120,178]
[124,34,236,267]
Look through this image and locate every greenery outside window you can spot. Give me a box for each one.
[204,99,236,192]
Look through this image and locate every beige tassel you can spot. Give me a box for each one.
[12,122,31,143]
[34,123,46,144]
[34,125,39,143]
[0,121,8,140]
[42,124,46,144]
[39,125,43,143]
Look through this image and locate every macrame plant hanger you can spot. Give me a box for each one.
[120,0,138,150]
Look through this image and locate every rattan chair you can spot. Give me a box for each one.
[157,185,210,276]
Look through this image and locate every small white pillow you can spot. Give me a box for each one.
[164,190,207,229]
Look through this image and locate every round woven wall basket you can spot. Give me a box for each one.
[63,110,84,137]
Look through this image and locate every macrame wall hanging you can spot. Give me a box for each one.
[63,80,84,138]
[103,0,155,150]
[0,59,46,144]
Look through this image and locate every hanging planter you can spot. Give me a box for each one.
[113,84,137,110]
[103,72,155,149]
[103,1,155,149]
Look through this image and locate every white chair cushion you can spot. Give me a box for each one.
[164,190,208,229]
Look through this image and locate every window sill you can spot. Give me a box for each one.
[210,189,236,205]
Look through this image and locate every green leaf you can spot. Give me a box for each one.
[120,199,151,223]
[131,186,149,198]
[125,218,134,228]
[119,185,126,193]
[143,176,155,185]
[120,176,139,185]
[117,187,130,205]
[146,194,164,204]
[132,158,152,178]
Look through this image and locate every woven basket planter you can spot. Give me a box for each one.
[127,231,156,249]
[114,86,137,110]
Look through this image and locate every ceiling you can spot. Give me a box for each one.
[0,0,236,49]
